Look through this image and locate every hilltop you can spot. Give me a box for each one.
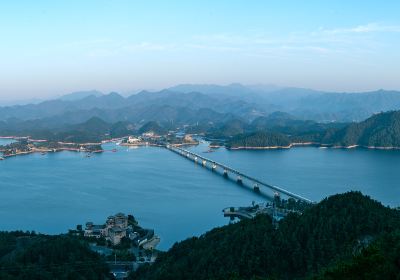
[224,110,400,149]
[132,192,400,280]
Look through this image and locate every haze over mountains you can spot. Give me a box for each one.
[1,84,400,129]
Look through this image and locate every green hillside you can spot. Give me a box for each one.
[132,192,400,280]
[323,110,400,147]
[227,131,291,148]
[0,233,110,279]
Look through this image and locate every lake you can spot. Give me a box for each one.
[1,139,399,249]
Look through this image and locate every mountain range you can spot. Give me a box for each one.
[1,85,400,127]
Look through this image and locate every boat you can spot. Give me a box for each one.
[41,152,46,155]
[0,157,4,160]
[85,153,91,158]
[112,148,117,152]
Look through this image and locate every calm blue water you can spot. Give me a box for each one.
[0,138,15,145]
[0,141,260,250]
[1,139,400,249]
[188,144,400,207]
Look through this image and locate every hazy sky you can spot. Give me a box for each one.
[1,0,399,99]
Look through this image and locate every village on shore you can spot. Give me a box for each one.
[0,130,198,160]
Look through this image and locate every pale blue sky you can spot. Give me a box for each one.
[0,0,399,99]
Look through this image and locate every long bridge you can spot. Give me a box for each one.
[166,145,314,204]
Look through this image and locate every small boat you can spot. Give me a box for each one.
[0,157,4,160]
[112,148,117,152]
[41,152,46,155]
[85,153,91,158]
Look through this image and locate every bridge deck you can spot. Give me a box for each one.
[167,145,313,204]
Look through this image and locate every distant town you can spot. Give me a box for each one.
[0,129,198,160]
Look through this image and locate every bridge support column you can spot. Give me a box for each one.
[253,184,260,193]
[194,156,198,163]
[223,169,228,177]
[212,164,217,171]
[237,176,243,185]
[202,160,207,166]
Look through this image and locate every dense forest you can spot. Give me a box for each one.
[133,192,400,279]
[322,110,400,147]
[227,131,291,148]
[0,232,110,279]
[0,117,134,143]
[225,110,400,149]
[314,230,400,279]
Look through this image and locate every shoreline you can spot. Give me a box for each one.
[1,147,104,159]
[227,142,400,151]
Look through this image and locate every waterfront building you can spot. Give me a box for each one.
[85,213,130,245]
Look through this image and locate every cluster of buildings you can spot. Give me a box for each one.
[123,131,197,147]
[123,134,161,146]
[84,213,159,249]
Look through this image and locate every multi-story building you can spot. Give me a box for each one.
[84,213,130,245]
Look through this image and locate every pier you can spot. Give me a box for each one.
[166,145,314,204]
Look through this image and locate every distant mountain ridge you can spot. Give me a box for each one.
[58,90,103,101]
[1,85,400,131]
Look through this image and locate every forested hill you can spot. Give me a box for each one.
[132,192,400,280]
[225,110,400,149]
[0,233,110,279]
[227,131,291,148]
[322,110,400,147]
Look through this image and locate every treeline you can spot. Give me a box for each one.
[322,110,400,147]
[224,110,400,148]
[2,108,400,147]
[227,131,291,148]
[132,192,400,279]
[314,230,400,279]
[0,232,111,279]
[0,117,136,143]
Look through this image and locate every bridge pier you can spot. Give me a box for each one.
[253,183,260,193]
[166,145,313,204]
